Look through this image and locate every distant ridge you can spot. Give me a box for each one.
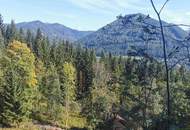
[16,13,189,57]
[16,20,93,42]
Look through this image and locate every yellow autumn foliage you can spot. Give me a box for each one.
[63,62,76,100]
[6,40,37,87]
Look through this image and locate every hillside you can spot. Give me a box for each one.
[15,14,189,58]
[16,20,93,42]
[79,13,188,57]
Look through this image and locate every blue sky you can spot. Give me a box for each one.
[0,0,190,31]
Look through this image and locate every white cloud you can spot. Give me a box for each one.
[186,12,190,16]
[68,0,144,14]
[161,9,190,30]
[45,11,76,19]
[67,0,190,30]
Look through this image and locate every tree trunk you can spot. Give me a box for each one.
[150,1,171,129]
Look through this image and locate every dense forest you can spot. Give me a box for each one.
[0,12,190,130]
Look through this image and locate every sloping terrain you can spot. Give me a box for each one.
[79,13,188,57]
[16,20,93,42]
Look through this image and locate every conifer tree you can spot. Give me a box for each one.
[38,37,50,66]
[39,64,62,122]
[5,20,17,44]
[100,51,106,63]
[49,40,57,64]
[18,28,25,42]
[34,28,43,57]
[62,62,76,129]
[0,14,4,36]
[90,49,96,64]
[55,41,67,65]
[0,30,4,51]
[26,29,34,49]
[0,40,37,126]
[0,14,3,29]
[75,45,85,97]
[83,49,94,93]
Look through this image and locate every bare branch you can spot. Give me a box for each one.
[168,57,187,70]
[142,21,190,28]
[150,0,159,15]
[150,1,170,129]
[163,24,190,28]
[159,0,170,14]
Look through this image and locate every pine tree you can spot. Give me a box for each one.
[0,14,4,36]
[18,28,25,42]
[0,68,4,125]
[55,41,67,65]
[86,62,118,129]
[62,62,76,129]
[90,49,96,63]
[33,28,43,57]
[0,30,4,51]
[38,37,50,66]
[5,20,17,44]
[0,40,37,126]
[83,49,94,93]
[75,45,84,97]
[1,67,21,126]
[39,64,62,122]
[64,41,72,62]
[100,50,106,63]
[49,40,57,64]
[26,29,34,49]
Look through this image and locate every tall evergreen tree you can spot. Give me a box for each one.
[0,30,4,50]
[5,20,17,44]
[55,41,67,65]
[49,39,57,64]
[38,64,62,122]
[83,49,94,93]
[34,28,43,57]
[0,14,4,37]
[0,14,3,29]
[62,62,76,129]
[18,28,25,42]
[100,50,106,63]
[26,29,34,49]
[38,37,50,66]
[0,41,37,126]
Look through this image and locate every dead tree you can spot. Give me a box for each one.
[149,0,171,129]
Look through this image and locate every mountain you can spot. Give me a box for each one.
[16,20,93,42]
[16,14,189,58]
[79,13,188,57]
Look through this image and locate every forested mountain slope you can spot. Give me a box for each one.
[79,13,188,57]
[1,13,190,130]
[16,20,93,42]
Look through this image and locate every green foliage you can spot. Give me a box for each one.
[1,123,40,130]
[0,30,4,50]
[5,20,18,44]
[62,62,76,101]
[60,112,87,129]
[75,47,94,98]
[18,28,25,42]
[0,16,190,130]
[34,64,62,122]
[0,41,37,126]
[84,63,118,129]
[61,62,78,129]
[33,28,43,57]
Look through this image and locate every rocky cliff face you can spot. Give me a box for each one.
[79,13,188,57]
